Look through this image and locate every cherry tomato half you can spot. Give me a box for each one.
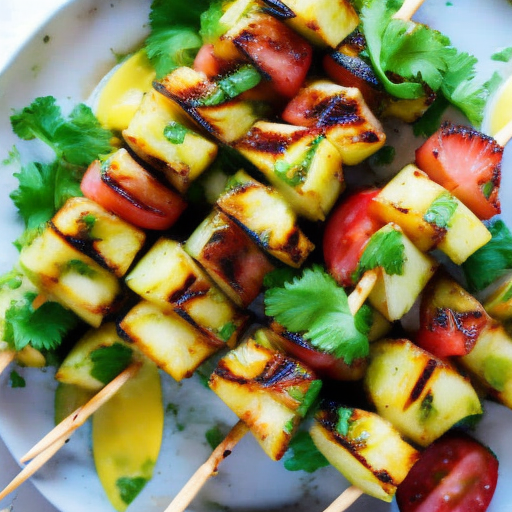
[396,432,498,512]
[323,189,382,288]
[81,156,187,231]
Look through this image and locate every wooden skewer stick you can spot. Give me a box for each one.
[392,0,426,21]
[20,361,141,463]
[493,117,512,148]
[0,435,68,501]
[163,420,249,512]
[163,270,379,512]
[0,350,15,377]
[323,486,364,512]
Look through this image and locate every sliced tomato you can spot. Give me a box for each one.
[416,274,489,358]
[81,159,187,230]
[281,86,323,127]
[270,323,367,381]
[231,15,312,98]
[396,433,498,512]
[193,42,245,78]
[323,189,382,288]
[415,122,502,220]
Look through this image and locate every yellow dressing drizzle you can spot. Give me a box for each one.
[96,50,156,133]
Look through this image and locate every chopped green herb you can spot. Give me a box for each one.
[283,431,329,473]
[296,380,322,418]
[354,228,405,281]
[0,269,23,290]
[163,121,190,144]
[274,136,324,187]
[9,370,26,389]
[492,47,512,63]
[413,95,449,137]
[65,259,96,278]
[263,267,301,289]
[199,1,226,43]
[369,145,396,166]
[462,219,512,292]
[481,181,495,200]
[284,419,295,434]
[205,425,224,450]
[116,476,149,506]
[81,213,97,231]
[4,292,78,351]
[197,65,262,106]
[423,192,458,228]
[218,322,237,342]
[90,343,133,385]
[264,265,371,365]
[419,392,435,422]
[336,407,353,437]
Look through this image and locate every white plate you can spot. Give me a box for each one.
[1,1,512,512]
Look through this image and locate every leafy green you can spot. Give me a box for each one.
[218,322,237,342]
[359,0,487,125]
[4,292,79,351]
[354,228,405,281]
[423,192,458,228]
[264,266,371,365]
[0,269,23,291]
[492,47,512,63]
[10,160,82,230]
[9,370,26,389]
[10,97,113,167]
[65,259,96,278]
[462,219,512,292]
[145,0,211,79]
[283,431,329,473]
[263,267,301,289]
[163,121,190,144]
[336,407,353,436]
[413,95,449,137]
[199,1,226,44]
[293,380,323,418]
[90,343,133,385]
[205,425,225,450]
[369,145,396,166]
[116,476,149,506]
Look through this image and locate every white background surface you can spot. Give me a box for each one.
[1,4,68,511]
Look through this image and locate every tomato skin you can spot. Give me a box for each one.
[396,433,498,512]
[416,275,489,358]
[323,189,382,288]
[232,15,312,98]
[281,87,324,127]
[270,323,367,381]
[81,159,187,230]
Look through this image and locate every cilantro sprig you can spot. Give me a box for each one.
[359,0,488,125]
[264,266,371,365]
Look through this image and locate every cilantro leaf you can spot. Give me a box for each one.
[462,219,512,292]
[492,47,512,63]
[145,0,211,79]
[10,160,82,230]
[199,1,226,44]
[264,266,370,365]
[336,407,353,436]
[263,267,301,289]
[205,425,225,450]
[10,97,113,167]
[283,431,329,473]
[4,292,79,351]
[423,192,458,229]
[9,370,26,389]
[354,228,405,281]
[90,343,133,385]
[116,476,149,506]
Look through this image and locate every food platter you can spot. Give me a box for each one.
[0,0,512,511]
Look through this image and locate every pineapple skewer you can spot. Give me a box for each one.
[0,362,141,501]
[392,0,426,21]
[163,269,379,512]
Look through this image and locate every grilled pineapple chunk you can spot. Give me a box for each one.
[277,0,359,48]
[365,338,482,447]
[460,322,512,409]
[56,323,137,391]
[311,403,420,502]
[217,170,314,267]
[125,238,247,347]
[51,197,145,278]
[123,90,218,194]
[185,209,274,308]
[118,300,219,381]
[367,223,438,321]
[155,67,264,144]
[209,329,322,460]
[19,227,121,327]
[370,164,492,264]
[284,80,386,165]
[235,121,344,221]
